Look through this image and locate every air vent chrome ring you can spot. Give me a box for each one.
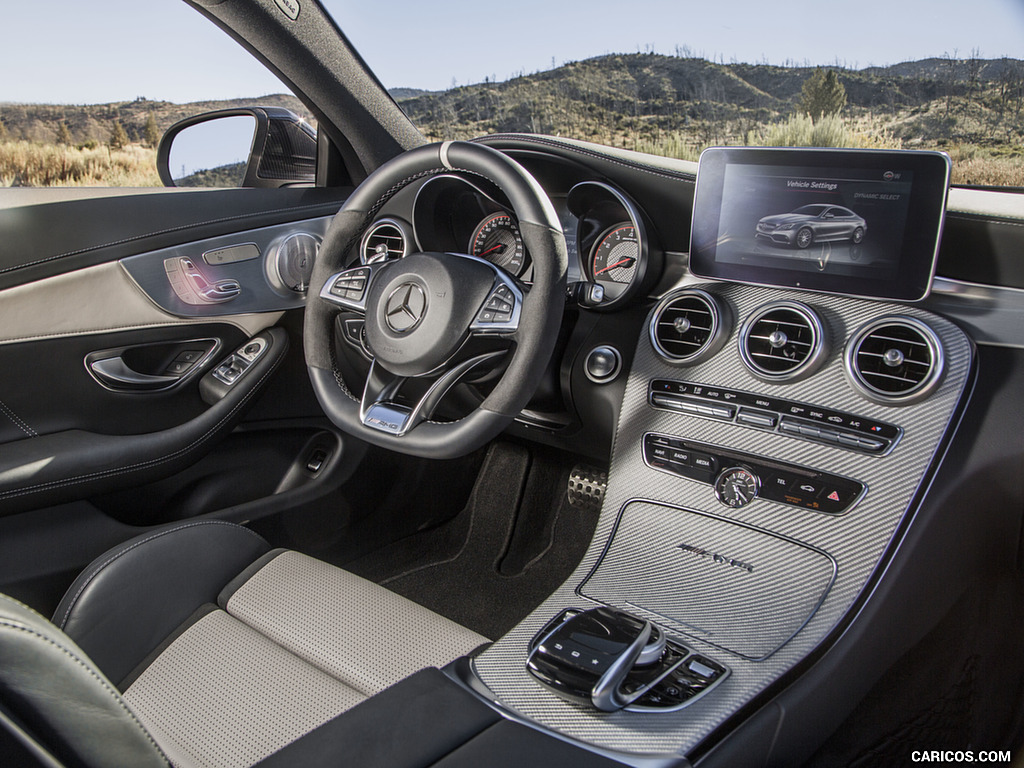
[739,301,828,382]
[649,289,729,365]
[360,218,410,264]
[844,315,945,405]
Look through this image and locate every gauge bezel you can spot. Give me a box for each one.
[567,181,656,311]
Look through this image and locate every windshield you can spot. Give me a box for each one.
[335,0,1024,189]
[2,0,1022,188]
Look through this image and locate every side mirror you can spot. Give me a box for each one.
[157,107,317,188]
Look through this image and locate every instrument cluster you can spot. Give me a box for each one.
[354,173,661,312]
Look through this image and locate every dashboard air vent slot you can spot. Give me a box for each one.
[846,317,944,404]
[740,301,827,382]
[361,219,408,264]
[649,289,728,365]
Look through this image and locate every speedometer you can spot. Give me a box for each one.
[470,213,525,276]
[591,223,639,291]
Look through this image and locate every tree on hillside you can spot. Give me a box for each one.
[143,113,160,148]
[109,120,129,151]
[0,118,7,142]
[56,120,73,146]
[800,68,847,119]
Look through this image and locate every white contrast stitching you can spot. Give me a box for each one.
[0,349,284,502]
[0,399,36,437]
[0,619,170,764]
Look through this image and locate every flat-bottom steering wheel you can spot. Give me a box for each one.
[304,141,567,459]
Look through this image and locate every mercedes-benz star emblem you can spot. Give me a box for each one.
[384,282,427,333]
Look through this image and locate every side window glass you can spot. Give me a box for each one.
[0,1,310,189]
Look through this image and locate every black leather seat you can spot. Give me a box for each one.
[0,521,488,768]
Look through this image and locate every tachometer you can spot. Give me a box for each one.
[591,223,639,289]
[470,213,525,276]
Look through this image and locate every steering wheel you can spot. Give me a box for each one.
[304,141,568,459]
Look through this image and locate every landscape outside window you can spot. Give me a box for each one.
[1,0,1022,188]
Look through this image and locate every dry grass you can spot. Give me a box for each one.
[0,141,160,187]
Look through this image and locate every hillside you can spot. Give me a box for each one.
[397,53,1022,152]
[0,94,311,147]
[3,54,1023,186]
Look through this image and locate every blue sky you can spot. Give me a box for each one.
[2,0,1023,104]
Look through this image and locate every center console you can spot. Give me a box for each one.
[459,149,973,764]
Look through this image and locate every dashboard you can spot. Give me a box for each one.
[113,134,1023,765]
[317,139,981,762]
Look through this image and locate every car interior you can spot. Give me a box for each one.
[0,1,1022,767]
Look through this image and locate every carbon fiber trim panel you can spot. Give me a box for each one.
[579,502,837,660]
[471,282,972,757]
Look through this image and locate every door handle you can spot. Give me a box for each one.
[84,338,220,393]
[88,357,180,391]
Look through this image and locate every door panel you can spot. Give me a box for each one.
[0,187,348,289]
[0,187,355,587]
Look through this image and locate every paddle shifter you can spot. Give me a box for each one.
[526,607,727,712]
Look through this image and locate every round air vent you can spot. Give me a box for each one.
[360,218,409,264]
[739,301,827,382]
[649,289,729,365]
[845,316,944,405]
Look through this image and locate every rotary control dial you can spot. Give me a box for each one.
[714,467,760,508]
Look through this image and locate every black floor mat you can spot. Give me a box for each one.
[344,441,600,640]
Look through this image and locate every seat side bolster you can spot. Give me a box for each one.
[0,595,169,768]
[55,520,270,687]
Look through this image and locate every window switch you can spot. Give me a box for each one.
[306,449,329,473]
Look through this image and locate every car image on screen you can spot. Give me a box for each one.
[756,204,867,248]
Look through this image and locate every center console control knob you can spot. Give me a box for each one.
[526,606,720,712]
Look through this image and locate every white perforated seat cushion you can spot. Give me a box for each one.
[123,551,488,768]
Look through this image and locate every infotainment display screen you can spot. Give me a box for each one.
[689,147,950,301]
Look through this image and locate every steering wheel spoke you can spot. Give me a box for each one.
[467,261,525,337]
[319,263,386,314]
[360,352,507,437]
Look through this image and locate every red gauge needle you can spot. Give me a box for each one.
[595,257,636,275]
[478,243,507,258]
